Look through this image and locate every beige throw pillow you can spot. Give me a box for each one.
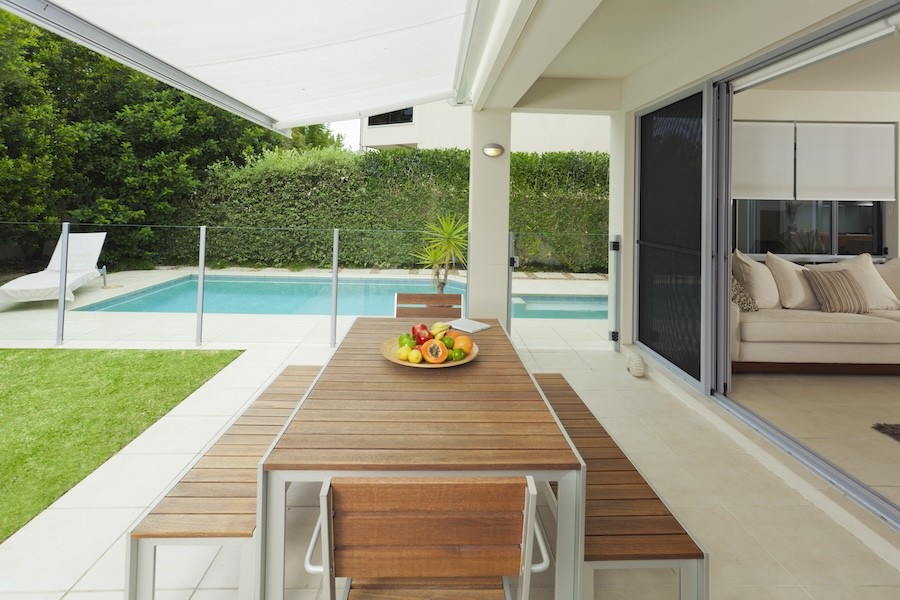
[875,258,900,301]
[803,270,869,314]
[765,252,819,309]
[809,253,900,310]
[732,249,781,309]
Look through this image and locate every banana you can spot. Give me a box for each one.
[430,321,450,340]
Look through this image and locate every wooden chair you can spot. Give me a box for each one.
[307,476,547,600]
[394,292,463,319]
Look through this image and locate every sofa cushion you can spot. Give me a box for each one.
[809,253,900,310]
[731,277,758,312]
[733,249,781,308]
[870,310,900,324]
[766,252,819,309]
[739,309,900,344]
[803,269,868,314]
[875,258,900,299]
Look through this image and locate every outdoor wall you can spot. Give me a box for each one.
[363,100,610,152]
[610,0,872,353]
[734,88,900,258]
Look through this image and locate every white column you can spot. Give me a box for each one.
[468,108,512,322]
[609,110,635,344]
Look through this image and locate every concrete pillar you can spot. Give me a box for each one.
[468,109,512,322]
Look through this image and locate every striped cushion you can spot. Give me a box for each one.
[803,270,869,314]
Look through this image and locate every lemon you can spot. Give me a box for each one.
[408,349,423,364]
[396,345,411,361]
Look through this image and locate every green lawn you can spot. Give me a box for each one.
[0,348,241,542]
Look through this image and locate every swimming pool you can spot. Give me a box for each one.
[77,275,606,319]
[511,294,608,320]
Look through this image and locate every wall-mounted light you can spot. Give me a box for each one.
[482,143,505,157]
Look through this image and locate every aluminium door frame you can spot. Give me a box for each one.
[633,83,719,395]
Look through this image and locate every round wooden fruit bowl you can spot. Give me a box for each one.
[380,339,479,368]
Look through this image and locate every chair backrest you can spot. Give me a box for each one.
[318,476,535,599]
[394,292,463,319]
[46,232,107,272]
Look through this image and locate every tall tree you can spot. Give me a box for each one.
[0,12,343,266]
[0,12,74,229]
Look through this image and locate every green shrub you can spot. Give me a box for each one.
[189,147,609,272]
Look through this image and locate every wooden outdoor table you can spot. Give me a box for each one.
[258,317,586,599]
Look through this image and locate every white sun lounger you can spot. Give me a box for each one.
[0,232,107,303]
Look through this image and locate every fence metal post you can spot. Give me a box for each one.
[330,228,339,347]
[196,225,207,346]
[609,234,621,352]
[55,222,70,345]
[506,231,514,333]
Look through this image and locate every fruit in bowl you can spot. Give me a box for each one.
[391,322,474,365]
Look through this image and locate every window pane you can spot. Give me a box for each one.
[838,202,883,255]
[733,200,831,254]
[367,107,413,126]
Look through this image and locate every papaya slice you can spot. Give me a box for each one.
[421,338,449,364]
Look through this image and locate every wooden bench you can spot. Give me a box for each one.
[125,365,320,600]
[534,373,708,600]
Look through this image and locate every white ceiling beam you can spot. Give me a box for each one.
[455,0,539,110]
[0,0,290,135]
[516,77,621,113]
[475,0,604,111]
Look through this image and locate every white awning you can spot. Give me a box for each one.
[2,0,471,134]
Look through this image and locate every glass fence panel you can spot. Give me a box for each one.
[65,224,201,345]
[196,226,337,345]
[3,223,610,349]
[508,230,611,357]
[0,222,64,343]
[337,228,467,319]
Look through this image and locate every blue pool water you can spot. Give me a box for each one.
[77,275,607,319]
[511,294,607,320]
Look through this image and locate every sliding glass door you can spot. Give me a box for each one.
[636,92,706,381]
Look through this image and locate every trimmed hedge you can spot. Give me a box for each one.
[181,147,608,272]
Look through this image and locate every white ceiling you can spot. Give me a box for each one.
[545,0,900,95]
[756,33,900,92]
[543,0,744,79]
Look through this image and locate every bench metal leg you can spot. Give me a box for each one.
[679,557,708,600]
[584,558,708,600]
[264,472,290,600]
[580,564,595,600]
[239,538,255,600]
[125,538,157,600]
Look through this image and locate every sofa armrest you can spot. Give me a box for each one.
[730,302,741,361]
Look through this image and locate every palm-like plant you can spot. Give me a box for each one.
[414,214,468,293]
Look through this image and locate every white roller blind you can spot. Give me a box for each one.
[796,122,896,201]
[732,121,795,200]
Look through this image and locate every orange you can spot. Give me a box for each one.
[454,335,473,355]
[446,329,462,340]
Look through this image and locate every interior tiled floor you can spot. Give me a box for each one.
[730,373,900,505]
[1,269,898,599]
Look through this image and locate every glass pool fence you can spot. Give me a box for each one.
[0,221,609,347]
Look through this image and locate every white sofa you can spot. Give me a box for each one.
[731,251,900,372]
